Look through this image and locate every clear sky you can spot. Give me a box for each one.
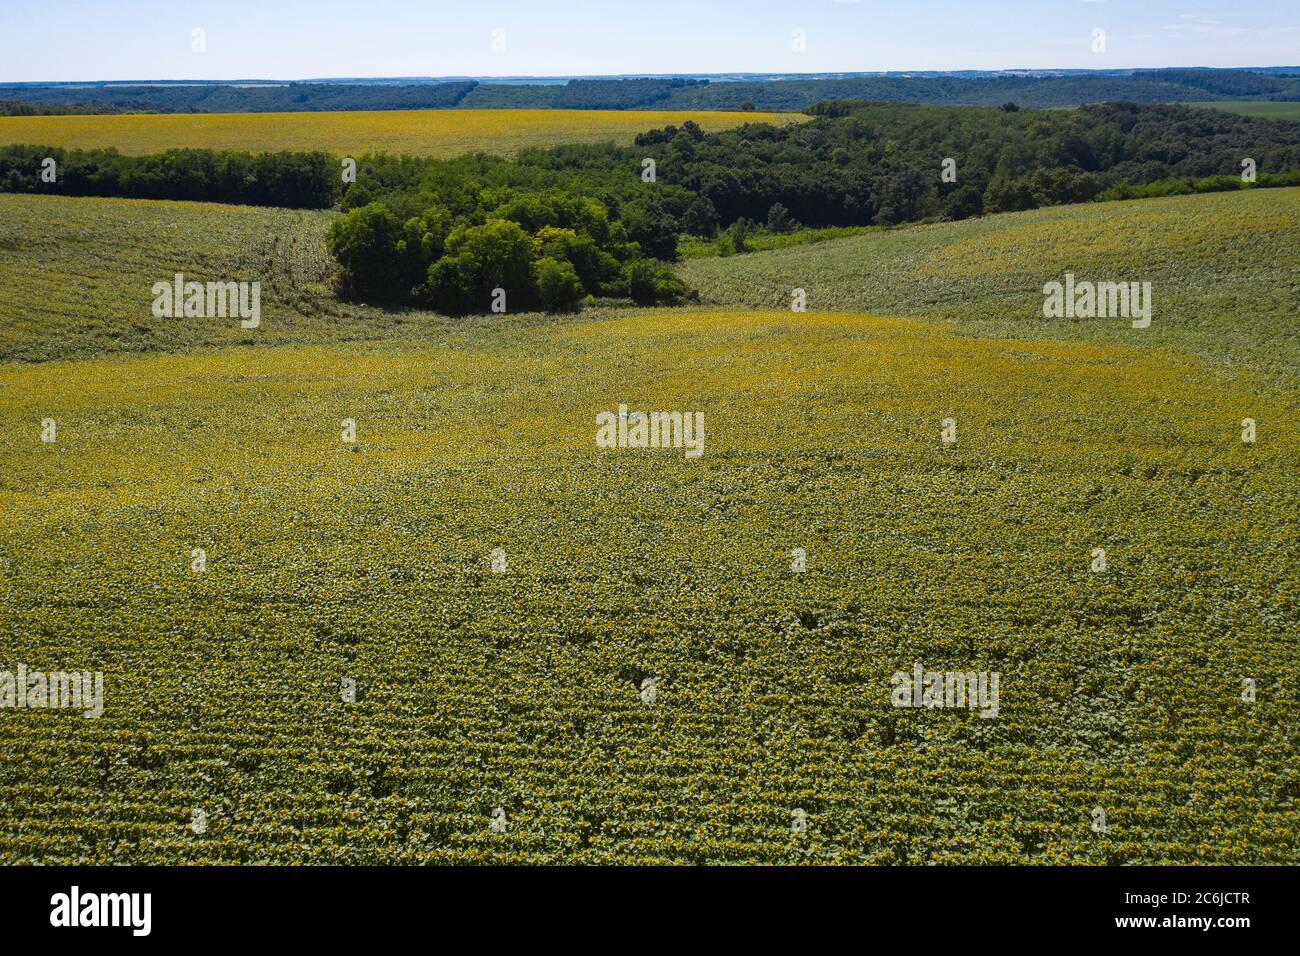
[2,0,1296,83]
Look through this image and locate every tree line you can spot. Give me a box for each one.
[0,81,476,114]
[4,70,1297,115]
[0,145,338,208]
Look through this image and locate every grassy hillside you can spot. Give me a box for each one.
[0,108,800,159]
[0,193,639,363]
[1189,101,1300,122]
[0,195,364,362]
[12,188,1296,374]
[682,187,1300,381]
[0,189,1295,864]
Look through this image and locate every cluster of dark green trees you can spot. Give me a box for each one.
[0,100,129,116]
[0,76,706,114]
[328,157,692,313]
[548,78,710,109]
[609,101,1300,227]
[653,69,1300,111]
[0,145,338,207]
[9,101,1294,229]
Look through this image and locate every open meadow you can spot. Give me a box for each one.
[1188,101,1300,122]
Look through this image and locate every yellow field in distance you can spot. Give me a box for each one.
[0,108,803,158]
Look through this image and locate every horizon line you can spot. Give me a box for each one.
[4,65,1299,86]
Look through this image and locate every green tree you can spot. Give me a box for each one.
[621,201,681,261]
[681,196,720,237]
[534,256,584,313]
[941,183,984,220]
[424,219,537,315]
[327,202,405,301]
[726,217,754,254]
[766,201,796,233]
[983,173,1037,213]
[534,225,618,291]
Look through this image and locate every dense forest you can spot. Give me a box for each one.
[3,101,1297,313]
[2,69,1298,114]
[0,81,477,114]
[0,145,339,208]
[652,68,1300,111]
[324,101,1300,311]
[0,100,132,116]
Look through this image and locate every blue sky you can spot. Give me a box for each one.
[2,0,1296,82]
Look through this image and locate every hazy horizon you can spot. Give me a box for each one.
[4,65,1300,87]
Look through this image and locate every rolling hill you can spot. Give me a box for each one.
[0,187,1295,864]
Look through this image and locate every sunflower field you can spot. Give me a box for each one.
[0,190,1295,864]
[0,108,800,159]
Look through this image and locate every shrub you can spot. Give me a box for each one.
[726,217,754,254]
[1193,174,1245,193]
[625,259,692,306]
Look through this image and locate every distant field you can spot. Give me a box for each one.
[1188,101,1300,121]
[0,108,802,158]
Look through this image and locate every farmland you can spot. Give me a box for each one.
[1188,101,1300,122]
[0,108,801,159]
[0,195,366,363]
[0,190,1296,863]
